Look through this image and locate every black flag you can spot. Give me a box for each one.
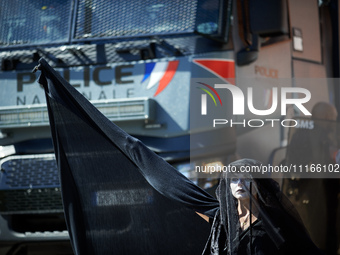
[37,58,219,255]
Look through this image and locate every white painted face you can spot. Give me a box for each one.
[230,176,257,200]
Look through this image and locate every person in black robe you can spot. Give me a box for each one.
[36,58,323,255]
[201,159,323,255]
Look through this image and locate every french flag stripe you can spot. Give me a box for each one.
[154,61,179,97]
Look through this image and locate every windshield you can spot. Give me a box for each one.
[0,0,223,47]
[0,0,72,46]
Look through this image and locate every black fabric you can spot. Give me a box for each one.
[238,220,278,255]
[38,58,219,255]
[38,58,322,255]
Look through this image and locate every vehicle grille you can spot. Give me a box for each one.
[0,154,63,214]
[0,188,63,214]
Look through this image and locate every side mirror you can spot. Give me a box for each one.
[236,0,289,66]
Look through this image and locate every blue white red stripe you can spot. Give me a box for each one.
[142,61,179,97]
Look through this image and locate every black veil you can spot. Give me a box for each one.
[203,159,323,255]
